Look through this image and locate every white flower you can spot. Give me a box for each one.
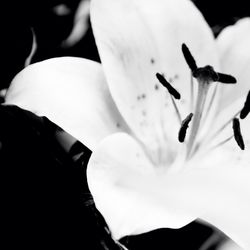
[5,0,250,248]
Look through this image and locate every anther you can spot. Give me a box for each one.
[178,113,193,143]
[182,44,237,84]
[232,118,245,150]
[181,43,197,72]
[156,73,181,99]
[240,90,250,119]
[217,72,237,84]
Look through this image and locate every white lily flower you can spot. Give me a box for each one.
[5,0,250,248]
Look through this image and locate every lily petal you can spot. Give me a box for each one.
[87,132,195,239]
[88,132,250,248]
[91,0,219,145]
[5,57,128,150]
[198,116,250,249]
[216,18,250,111]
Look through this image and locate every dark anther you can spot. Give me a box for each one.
[240,90,250,119]
[178,113,193,143]
[182,44,237,84]
[182,43,198,72]
[232,118,245,150]
[156,73,181,100]
[217,72,237,84]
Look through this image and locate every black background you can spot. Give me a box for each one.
[2,0,250,90]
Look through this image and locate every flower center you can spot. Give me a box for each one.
[156,43,248,161]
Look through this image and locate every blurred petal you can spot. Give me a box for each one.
[216,18,250,111]
[5,57,128,150]
[62,0,90,47]
[52,4,71,16]
[88,133,250,248]
[91,0,219,145]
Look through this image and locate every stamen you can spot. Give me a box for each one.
[156,73,181,100]
[208,135,234,152]
[202,84,218,123]
[181,43,239,157]
[170,95,182,124]
[181,43,197,72]
[182,44,237,84]
[178,113,193,143]
[205,110,240,144]
[240,90,250,119]
[217,72,237,84]
[232,118,245,150]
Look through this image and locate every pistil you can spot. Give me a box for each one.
[186,76,211,157]
[181,43,237,158]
